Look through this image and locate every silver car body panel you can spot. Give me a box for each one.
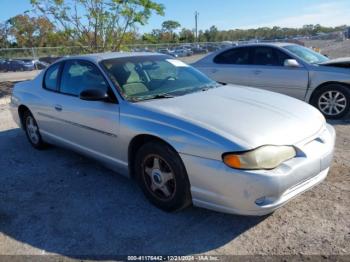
[193,43,350,103]
[319,57,350,66]
[10,53,336,215]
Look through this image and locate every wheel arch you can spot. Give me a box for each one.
[18,104,31,129]
[308,81,350,103]
[128,134,182,179]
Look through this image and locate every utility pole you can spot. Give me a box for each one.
[195,11,199,43]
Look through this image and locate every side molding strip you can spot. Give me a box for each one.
[38,112,118,138]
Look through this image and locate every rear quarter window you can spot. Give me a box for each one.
[44,63,60,91]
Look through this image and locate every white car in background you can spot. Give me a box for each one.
[193,43,350,119]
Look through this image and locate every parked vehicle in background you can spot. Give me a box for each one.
[157,48,178,58]
[191,45,209,54]
[33,60,49,70]
[173,47,193,57]
[157,48,171,54]
[39,56,62,64]
[0,59,6,71]
[193,43,350,119]
[205,44,221,52]
[21,59,50,70]
[344,27,350,39]
[11,52,335,215]
[0,59,49,72]
[1,59,34,72]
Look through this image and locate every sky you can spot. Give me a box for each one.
[0,0,349,33]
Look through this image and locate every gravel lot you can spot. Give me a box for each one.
[0,78,349,260]
[304,39,350,59]
[0,70,41,83]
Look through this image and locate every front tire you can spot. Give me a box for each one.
[311,84,350,119]
[23,111,46,149]
[134,141,192,212]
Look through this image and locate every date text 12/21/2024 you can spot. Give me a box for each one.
[127,255,220,261]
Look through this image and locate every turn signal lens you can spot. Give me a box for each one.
[223,145,296,170]
[223,154,241,169]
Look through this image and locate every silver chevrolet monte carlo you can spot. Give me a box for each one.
[10,53,336,216]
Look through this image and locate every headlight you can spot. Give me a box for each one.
[222,145,296,170]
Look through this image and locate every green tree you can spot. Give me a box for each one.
[0,22,11,48]
[142,29,160,43]
[179,28,194,43]
[204,25,218,42]
[162,20,181,32]
[8,14,54,47]
[161,20,180,42]
[30,0,165,51]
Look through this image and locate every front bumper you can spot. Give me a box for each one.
[181,124,336,216]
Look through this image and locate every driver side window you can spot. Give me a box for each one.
[60,60,108,96]
[252,47,291,66]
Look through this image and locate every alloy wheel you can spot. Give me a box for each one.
[142,154,176,201]
[318,90,347,116]
[26,115,40,144]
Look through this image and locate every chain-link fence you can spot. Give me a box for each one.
[2,39,301,57]
[0,42,229,72]
[0,42,233,59]
[0,38,312,72]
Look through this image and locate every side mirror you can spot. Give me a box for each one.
[284,59,301,68]
[79,88,109,101]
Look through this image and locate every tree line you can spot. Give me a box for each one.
[0,0,347,51]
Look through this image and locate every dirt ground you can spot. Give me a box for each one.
[0,70,40,83]
[304,39,350,59]
[0,82,13,99]
[0,80,349,260]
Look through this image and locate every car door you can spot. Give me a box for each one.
[35,61,64,136]
[200,47,253,86]
[248,46,309,100]
[50,59,120,163]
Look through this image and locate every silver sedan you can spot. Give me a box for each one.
[10,53,335,216]
[193,43,350,119]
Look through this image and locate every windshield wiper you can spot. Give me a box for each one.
[165,83,221,96]
[149,93,175,99]
[129,83,221,102]
[131,93,175,102]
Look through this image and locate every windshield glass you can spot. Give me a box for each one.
[284,45,329,64]
[101,55,217,101]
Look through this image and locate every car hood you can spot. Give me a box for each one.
[138,85,325,149]
[319,57,350,68]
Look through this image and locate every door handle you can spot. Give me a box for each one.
[253,70,262,75]
[54,104,63,111]
[211,68,218,73]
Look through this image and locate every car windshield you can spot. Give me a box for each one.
[284,45,329,64]
[101,55,218,102]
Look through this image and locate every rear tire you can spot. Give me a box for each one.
[311,83,350,119]
[23,110,47,150]
[134,141,192,212]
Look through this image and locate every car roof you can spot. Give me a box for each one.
[56,52,163,63]
[235,42,295,48]
[193,42,299,65]
[209,42,297,56]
